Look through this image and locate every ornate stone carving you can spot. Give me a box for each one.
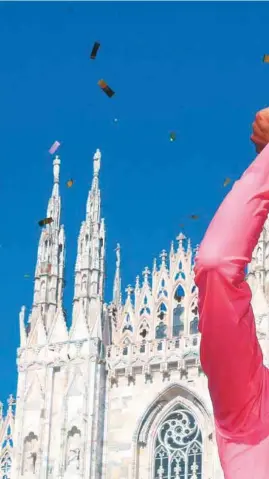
[66,426,81,473]
[23,432,38,475]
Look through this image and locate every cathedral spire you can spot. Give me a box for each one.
[113,243,122,307]
[71,149,105,340]
[27,156,66,344]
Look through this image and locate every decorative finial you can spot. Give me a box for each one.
[152,258,157,273]
[7,394,15,409]
[142,266,150,283]
[160,250,167,265]
[125,285,134,298]
[135,275,140,290]
[176,232,186,251]
[170,241,175,256]
[93,148,101,177]
[176,232,186,242]
[19,306,26,323]
[187,238,191,251]
[53,156,60,183]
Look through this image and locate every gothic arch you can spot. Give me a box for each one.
[132,383,213,479]
[137,319,150,341]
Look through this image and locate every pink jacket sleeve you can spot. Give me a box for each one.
[194,144,269,436]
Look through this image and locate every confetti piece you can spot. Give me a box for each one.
[49,141,60,155]
[114,118,118,123]
[263,54,269,63]
[38,217,53,227]
[24,274,30,279]
[98,79,115,98]
[190,215,199,220]
[223,177,231,187]
[90,42,100,60]
[66,179,74,188]
[170,132,176,142]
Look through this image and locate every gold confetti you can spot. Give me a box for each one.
[223,177,231,187]
[38,217,53,227]
[98,79,115,98]
[66,179,74,188]
[263,54,269,63]
[190,215,199,220]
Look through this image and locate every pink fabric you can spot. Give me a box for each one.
[49,141,60,155]
[194,143,269,479]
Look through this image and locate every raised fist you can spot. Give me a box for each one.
[251,107,269,153]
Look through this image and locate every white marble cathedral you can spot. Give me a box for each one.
[1,149,268,479]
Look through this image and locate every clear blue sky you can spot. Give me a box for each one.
[0,1,268,405]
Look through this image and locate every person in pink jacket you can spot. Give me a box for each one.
[194,108,269,479]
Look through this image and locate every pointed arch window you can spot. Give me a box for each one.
[173,305,184,337]
[139,321,149,340]
[123,338,131,355]
[154,404,202,479]
[157,303,167,321]
[173,285,185,337]
[174,271,186,281]
[155,321,167,339]
[190,317,199,335]
[122,314,133,333]
[158,279,168,299]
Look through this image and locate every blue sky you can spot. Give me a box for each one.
[0,1,268,406]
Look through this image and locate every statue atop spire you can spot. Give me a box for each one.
[93,149,101,177]
[116,243,120,269]
[53,156,60,183]
[113,243,122,307]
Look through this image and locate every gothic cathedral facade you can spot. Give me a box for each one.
[0,149,268,479]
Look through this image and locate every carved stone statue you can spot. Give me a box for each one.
[24,451,37,473]
[23,432,38,475]
[93,149,101,176]
[66,427,81,473]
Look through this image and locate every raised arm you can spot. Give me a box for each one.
[195,136,269,436]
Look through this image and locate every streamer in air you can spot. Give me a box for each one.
[49,141,60,155]
[90,42,100,60]
[98,79,115,98]
[38,217,53,227]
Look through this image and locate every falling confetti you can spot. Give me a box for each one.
[98,79,115,98]
[223,177,231,187]
[38,217,53,227]
[24,274,30,279]
[49,141,60,155]
[66,179,74,188]
[114,118,118,123]
[170,132,176,142]
[263,54,269,63]
[90,42,100,60]
[190,215,199,220]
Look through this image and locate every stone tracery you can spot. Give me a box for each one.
[154,405,202,479]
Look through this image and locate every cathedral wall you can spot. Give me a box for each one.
[104,367,214,479]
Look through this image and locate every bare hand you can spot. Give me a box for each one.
[251,107,269,153]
